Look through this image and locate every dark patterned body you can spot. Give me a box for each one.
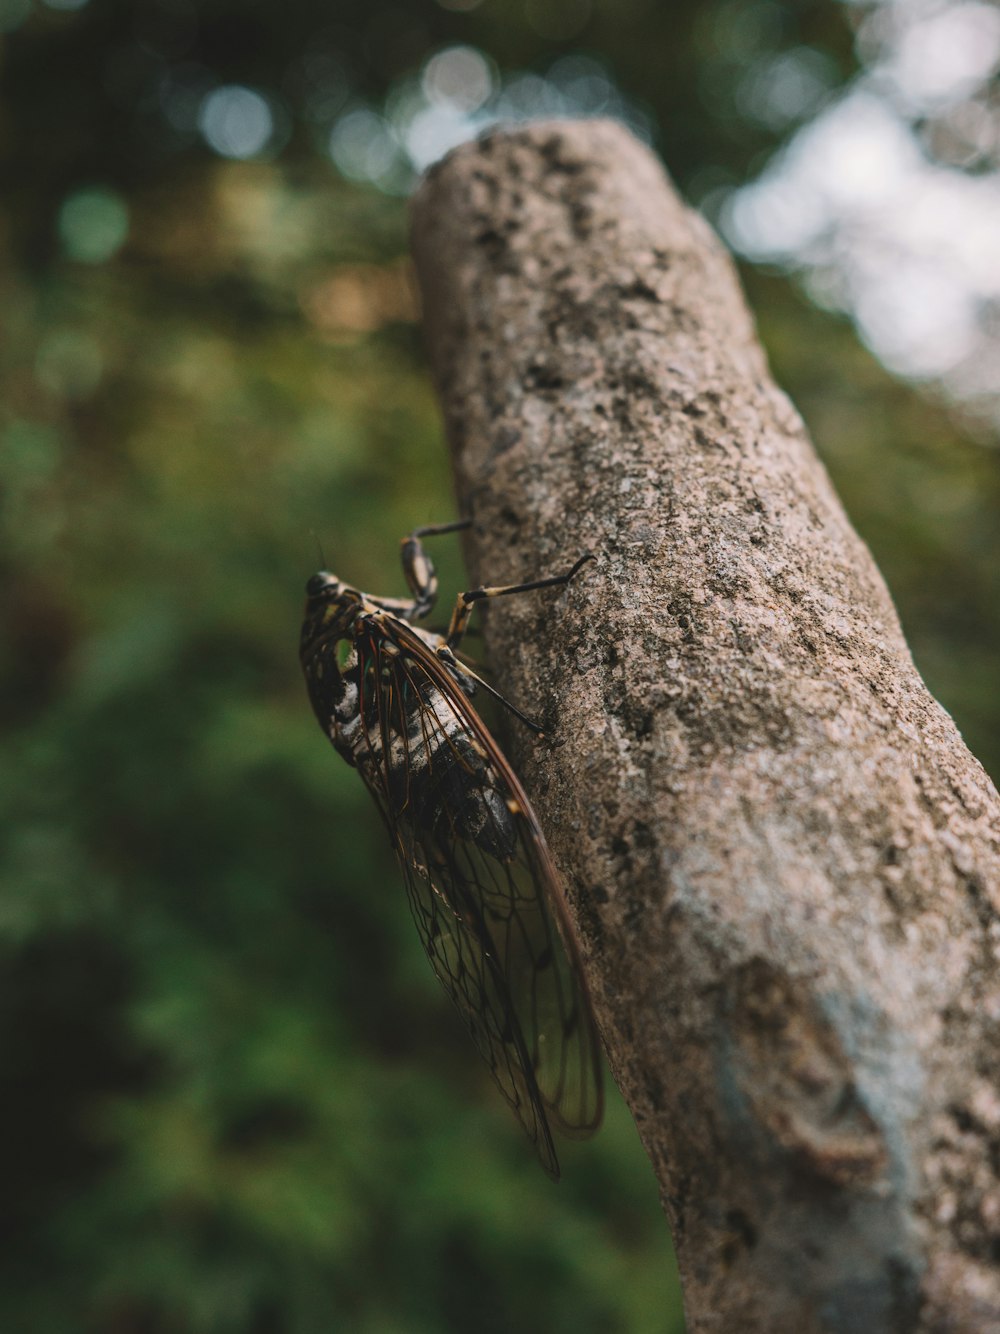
[299,531,603,1178]
[307,613,517,860]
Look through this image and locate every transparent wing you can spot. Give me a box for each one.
[354,615,603,1178]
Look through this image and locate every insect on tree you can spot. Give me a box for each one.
[300,519,604,1178]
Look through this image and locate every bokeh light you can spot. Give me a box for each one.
[547,54,619,114]
[57,187,130,263]
[735,47,837,129]
[329,106,404,186]
[422,45,494,112]
[324,47,644,190]
[873,0,1000,112]
[724,1,1000,421]
[291,49,353,125]
[199,84,276,159]
[403,100,480,171]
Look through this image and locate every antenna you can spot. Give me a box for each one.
[310,529,328,570]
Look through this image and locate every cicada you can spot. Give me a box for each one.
[300,520,603,1178]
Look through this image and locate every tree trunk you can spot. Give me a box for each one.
[409,119,1000,1334]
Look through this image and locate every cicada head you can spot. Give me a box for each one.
[301,572,363,655]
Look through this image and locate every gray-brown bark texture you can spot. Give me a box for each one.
[409,120,1000,1333]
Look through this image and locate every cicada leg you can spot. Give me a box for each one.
[445,552,594,651]
[441,551,595,735]
[400,518,473,621]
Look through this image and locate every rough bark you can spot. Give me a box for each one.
[409,120,1000,1333]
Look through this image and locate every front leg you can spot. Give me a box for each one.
[399,519,473,621]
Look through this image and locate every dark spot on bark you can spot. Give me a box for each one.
[475,226,506,259]
[623,365,662,400]
[673,695,700,725]
[624,895,645,930]
[965,876,997,930]
[633,821,654,852]
[678,395,706,418]
[693,424,724,451]
[732,623,755,655]
[489,425,522,457]
[669,600,698,645]
[633,710,654,739]
[663,1170,691,1240]
[570,200,593,238]
[573,878,606,950]
[540,134,586,173]
[605,688,657,744]
[726,1209,758,1251]
[949,1103,976,1133]
[525,360,564,392]
[645,1070,666,1112]
[620,276,661,302]
[495,505,522,537]
[608,822,656,889]
[720,1235,741,1269]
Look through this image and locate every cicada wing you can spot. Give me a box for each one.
[394,825,562,1178]
[353,617,603,1175]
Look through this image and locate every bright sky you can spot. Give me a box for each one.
[723,0,1000,425]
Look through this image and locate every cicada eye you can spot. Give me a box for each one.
[306,573,330,598]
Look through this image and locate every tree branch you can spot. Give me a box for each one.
[410,119,1000,1333]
